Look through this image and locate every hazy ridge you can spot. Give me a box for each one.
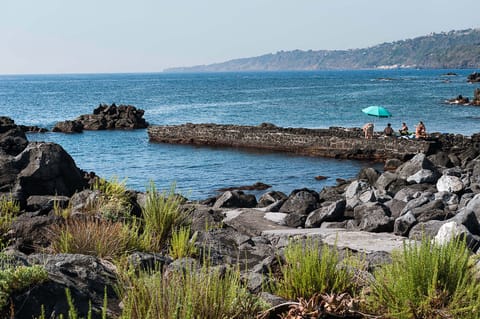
[165,28,480,72]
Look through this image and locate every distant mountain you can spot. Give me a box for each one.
[165,28,480,72]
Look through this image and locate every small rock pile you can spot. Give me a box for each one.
[53,103,148,132]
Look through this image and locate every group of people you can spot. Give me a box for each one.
[362,121,427,139]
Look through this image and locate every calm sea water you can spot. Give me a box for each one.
[1,70,479,199]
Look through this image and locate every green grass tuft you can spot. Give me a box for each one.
[168,226,197,259]
[369,237,480,318]
[117,262,264,319]
[140,182,190,252]
[272,238,358,301]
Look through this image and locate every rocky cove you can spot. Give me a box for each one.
[1,115,480,318]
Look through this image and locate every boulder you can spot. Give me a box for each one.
[436,174,465,193]
[467,72,480,83]
[305,199,346,228]
[394,211,417,236]
[396,153,437,180]
[383,198,407,219]
[466,193,480,221]
[384,158,403,171]
[284,213,307,228]
[427,152,453,168]
[345,180,374,210]
[0,116,28,156]
[26,195,70,214]
[406,168,439,184]
[409,220,446,240]
[452,208,480,235]
[10,142,88,201]
[434,221,479,251]
[374,171,396,190]
[13,254,120,319]
[357,167,380,185]
[353,202,393,233]
[9,214,62,254]
[257,191,287,208]
[400,192,433,215]
[213,190,257,209]
[52,120,84,133]
[279,188,319,215]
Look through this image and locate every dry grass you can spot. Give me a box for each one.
[49,217,142,259]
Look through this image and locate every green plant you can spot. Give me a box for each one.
[369,237,480,318]
[49,217,142,259]
[168,226,197,259]
[35,287,109,319]
[53,198,72,219]
[117,262,264,319]
[0,253,48,311]
[0,194,20,236]
[91,176,131,221]
[272,238,356,301]
[140,182,190,252]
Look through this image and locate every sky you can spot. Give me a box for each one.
[1,0,479,74]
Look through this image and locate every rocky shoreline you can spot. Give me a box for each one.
[1,116,480,318]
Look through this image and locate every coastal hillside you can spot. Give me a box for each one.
[165,28,480,72]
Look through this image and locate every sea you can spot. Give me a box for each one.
[1,69,479,199]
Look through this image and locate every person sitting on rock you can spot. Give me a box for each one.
[399,122,409,135]
[383,123,394,137]
[362,122,374,139]
[415,121,427,139]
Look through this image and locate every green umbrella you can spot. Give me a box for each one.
[362,106,392,118]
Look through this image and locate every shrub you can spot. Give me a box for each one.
[91,176,132,221]
[117,263,264,319]
[369,237,480,318]
[0,194,20,236]
[0,253,48,311]
[140,182,190,252]
[272,238,357,301]
[49,217,142,259]
[168,226,197,259]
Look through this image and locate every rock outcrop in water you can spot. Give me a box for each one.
[3,116,480,318]
[53,103,148,132]
[445,88,480,106]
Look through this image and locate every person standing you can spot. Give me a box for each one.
[362,122,374,139]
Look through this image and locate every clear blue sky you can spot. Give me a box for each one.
[1,0,479,74]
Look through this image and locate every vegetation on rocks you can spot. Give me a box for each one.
[140,182,190,252]
[272,239,359,301]
[116,262,264,319]
[369,238,480,319]
[0,194,20,240]
[0,253,48,312]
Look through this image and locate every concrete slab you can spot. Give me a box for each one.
[262,228,411,253]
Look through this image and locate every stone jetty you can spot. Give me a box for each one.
[148,123,445,161]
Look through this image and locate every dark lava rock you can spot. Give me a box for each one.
[257,191,287,208]
[213,190,257,209]
[7,142,88,202]
[305,199,346,228]
[279,188,320,215]
[0,116,28,156]
[13,254,120,319]
[353,202,394,232]
[52,120,84,133]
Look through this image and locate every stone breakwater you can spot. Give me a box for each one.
[148,123,444,161]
